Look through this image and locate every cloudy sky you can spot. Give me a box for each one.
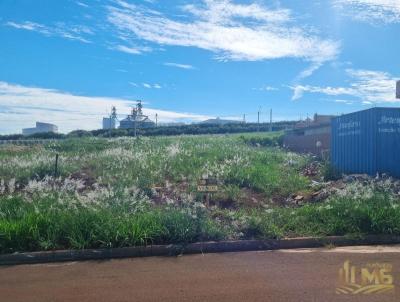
[1,0,399,134]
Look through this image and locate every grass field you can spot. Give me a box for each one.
[1,133,400,253]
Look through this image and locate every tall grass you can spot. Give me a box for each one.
[226,193,400,239]
[0,195,224,253]
[0,134,309,201]
[1,134,398,254]
[1,193,399,253]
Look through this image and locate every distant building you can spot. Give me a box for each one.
[102,117,117,130]
[119,116,155,129]
[103,106,118,130]
[313,114,335,125]
[22,122,58,136]
[283,114,334,156]
[119,101,155,129]
[294,114,335,129]
[200,117,242,125]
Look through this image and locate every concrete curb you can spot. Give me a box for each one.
[1,235,400,266]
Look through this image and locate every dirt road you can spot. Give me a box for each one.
[1,246,400,302]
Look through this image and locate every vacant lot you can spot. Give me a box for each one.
[1,133,400,253]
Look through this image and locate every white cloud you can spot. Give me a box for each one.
[291,85,356,100]
[253,86,278,92]
[114,44,152,55]
[142,83,162,89]
[182,0,291,24]
[5,21,92,43]
[291,69,399,103]
[6,21,48,32]
[164,62,195,70]
[291,86,307,100]
[335,99,354,105]
[76,1,89,8]
[346,69,399,102]
[334,0,400,23]
[107,0,339,64]
[296,62,324,81]
[0,82,211,134]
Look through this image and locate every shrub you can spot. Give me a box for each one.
[240,134,284,147]
[27,132,65,140]
[322,162,342,181]
[67,130,93,138]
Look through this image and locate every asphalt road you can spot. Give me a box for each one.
[1,246,400,302]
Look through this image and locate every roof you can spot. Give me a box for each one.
[333,107,400,120]
[286,122,331,135]
[120,116,154,123]
[36,122,57,127]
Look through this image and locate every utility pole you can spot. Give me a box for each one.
[397,80,400,99]
[243,114,246,124]
[132,105,137,138]
[109,106,117,138]
[257,107,261,132]
[134,119,137,138]
[155,113,158,127]
[269,109,272,132]
[109,112,112,138]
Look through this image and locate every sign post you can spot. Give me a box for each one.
[197,178,218,207]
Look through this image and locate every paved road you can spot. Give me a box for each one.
[1,246,400,302]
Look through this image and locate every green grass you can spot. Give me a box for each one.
[1,133,399,254]
[0,194,224,253]
[0,133,309,200]
[1,193,399,254]
[228,193,400,239]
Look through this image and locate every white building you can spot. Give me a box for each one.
[22,122,58,135]
[102,117,117,129]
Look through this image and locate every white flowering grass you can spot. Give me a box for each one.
[3,134,399,254]
[0,135,310,204]
[1,184,400,253]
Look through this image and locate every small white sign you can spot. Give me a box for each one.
[197,185,218,192]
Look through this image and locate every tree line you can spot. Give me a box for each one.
[0,122,296,140]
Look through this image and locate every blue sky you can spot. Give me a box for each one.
[0,0,399,133]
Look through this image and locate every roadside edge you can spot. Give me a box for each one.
[1,235,400,265]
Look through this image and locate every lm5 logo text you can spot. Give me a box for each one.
[336,260,394,295]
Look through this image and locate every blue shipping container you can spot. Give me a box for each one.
[331,107,400,177]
